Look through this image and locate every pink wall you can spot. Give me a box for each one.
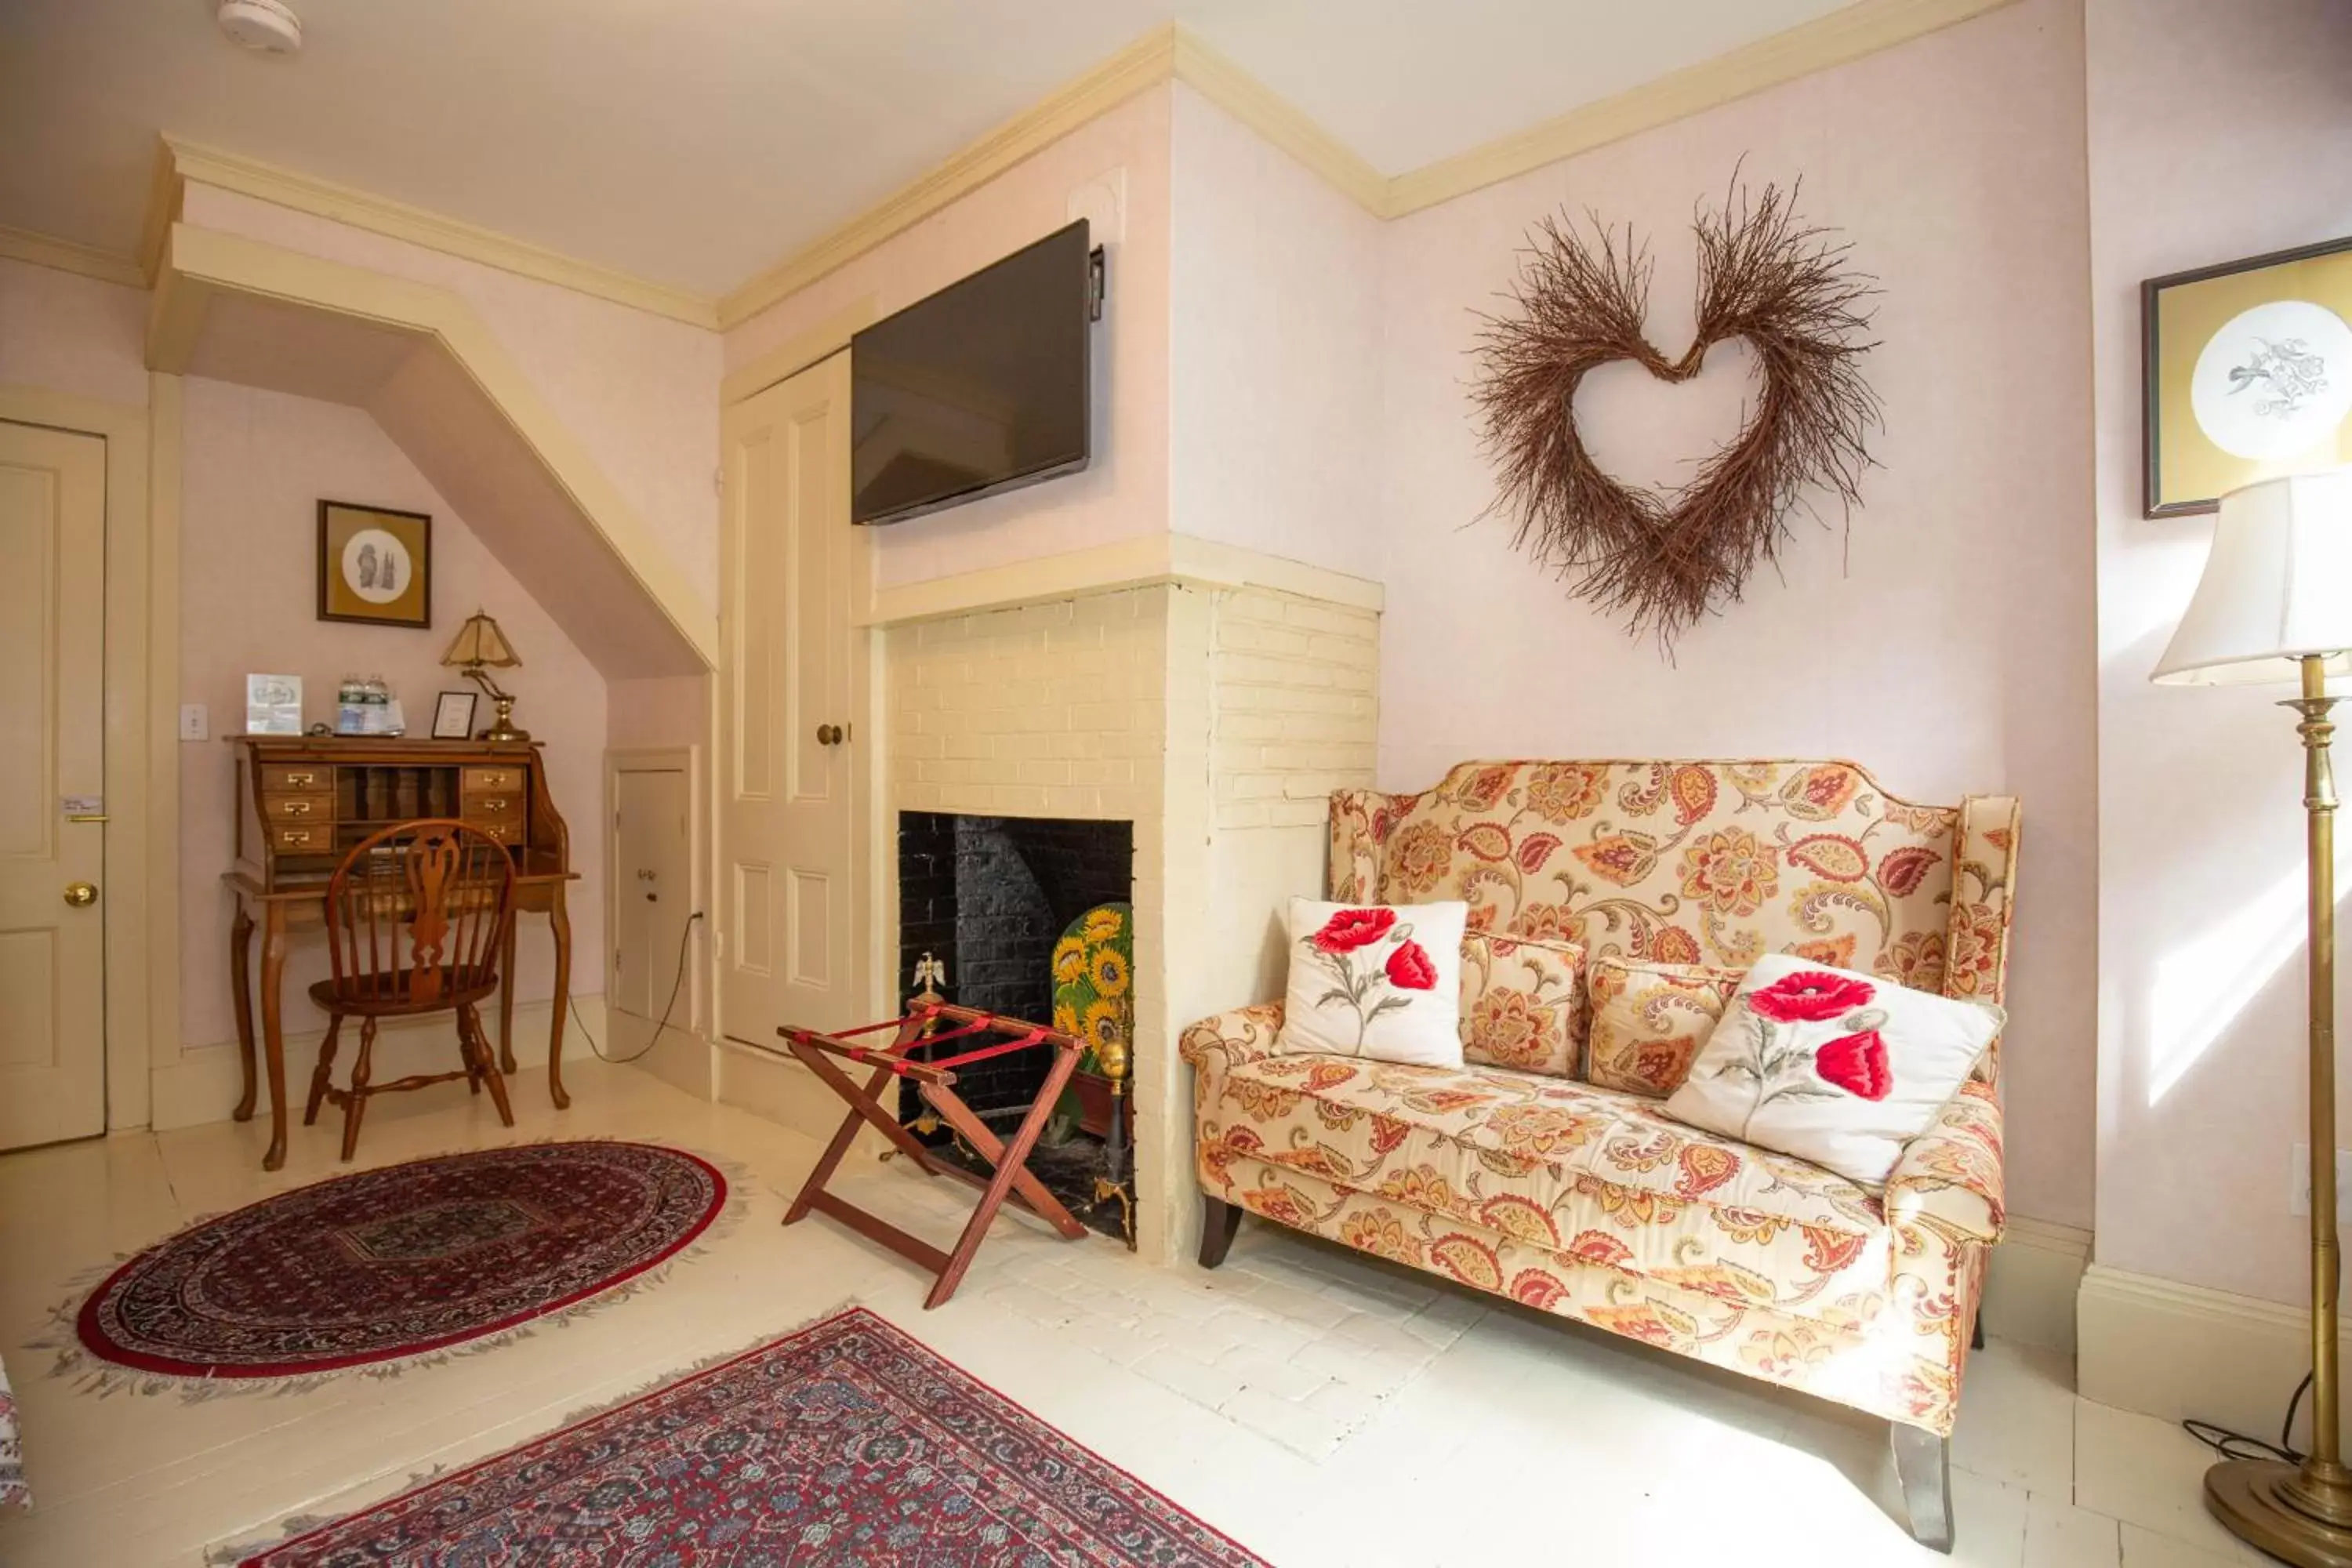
[724,87,1172,591]
[1169,82,1385,581]
[177,377,608,1048]
[180,185,722,614]
[1372,0,2098,1228]
[0,260,148,408]
[2089,0,2352,1303]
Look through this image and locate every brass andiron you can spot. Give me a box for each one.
[2154,472,2352,1566]
[1091,1027,1136,1249]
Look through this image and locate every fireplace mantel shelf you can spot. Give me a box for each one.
[860,531,1385,629]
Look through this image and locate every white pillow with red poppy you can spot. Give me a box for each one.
[1278,898,1468,1067]
[1659,953,2003,1185]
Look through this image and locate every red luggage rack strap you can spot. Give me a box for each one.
[778,1003,1089,1308]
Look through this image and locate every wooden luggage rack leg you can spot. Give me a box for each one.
[780,1004,1088,1308]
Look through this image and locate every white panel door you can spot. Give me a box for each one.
[720,354,865,1047]
[0,419,107,1150]
[612,766,689,1022]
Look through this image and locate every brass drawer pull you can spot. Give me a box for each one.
[281,829,313,848]
[284,800,312,816]
[285,771,315,787]
[477,797,507,811]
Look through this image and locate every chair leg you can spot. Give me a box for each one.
[305,1013,344,1126]
[1891,1421,1955,1554]
[464,1004,516,1128]
[1199,1192,1243,1269]
[340,1018,376,1163]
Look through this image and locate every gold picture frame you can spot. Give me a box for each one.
[317,499,431,627]
[2144,235,2352,517]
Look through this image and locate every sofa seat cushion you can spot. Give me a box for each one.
[1203,1052,1892,1316]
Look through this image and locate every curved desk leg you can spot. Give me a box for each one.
[259,904,290,1172]
[547,887,572,1110]
[498,917,519,1076]
[230,901,258,1123]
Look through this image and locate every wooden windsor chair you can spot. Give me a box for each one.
[303,818,517,1160]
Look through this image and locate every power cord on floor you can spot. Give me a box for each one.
[2182,1251,2332,1465]
[568,910,702,1066]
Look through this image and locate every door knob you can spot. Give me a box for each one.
[815,724,844,746]
[63,881,98,908]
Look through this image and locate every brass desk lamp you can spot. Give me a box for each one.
[441,611,528,742]
[2154,469,2352,1566]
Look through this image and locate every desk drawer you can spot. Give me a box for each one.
[268,823,332,854]
[260,763,332,793]
[263,793,336,822]
[473,819,524,847]
[462,793,523,824]
[463,766,524,794]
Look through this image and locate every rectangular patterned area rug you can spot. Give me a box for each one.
[237,1306,1269,1566]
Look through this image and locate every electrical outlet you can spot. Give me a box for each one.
[2287,1143,2352,1218]
[179,703,209,742]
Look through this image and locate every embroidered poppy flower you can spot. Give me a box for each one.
[1312,907,1397,953]
[1816,1030,1893,1101]
[1748,969,1875,1023]
[1385,938,1438,990]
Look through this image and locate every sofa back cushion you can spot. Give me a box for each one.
[1585,956,1744,1097]
[1459,932,1585,1078]
[1332,760,1989,997]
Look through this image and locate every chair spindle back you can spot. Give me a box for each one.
[323,819,515,1007]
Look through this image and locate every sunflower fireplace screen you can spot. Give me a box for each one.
[896,812,1137,1244]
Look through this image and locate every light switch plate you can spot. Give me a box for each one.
[180,703,209,742]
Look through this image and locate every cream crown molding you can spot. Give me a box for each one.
[720,0,2021,327]
[150,221,720,673]
[1167,31,1390,216]
[142,137,720,329]
[716,27,1179,330]
[1383,0,2019,215]
[0,223,147,289]
[71,0,2020,337]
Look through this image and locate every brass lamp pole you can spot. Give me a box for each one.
[2154,471,2352,1565]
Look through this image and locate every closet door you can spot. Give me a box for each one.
[0,419,107,1149]
[720,352,866,1047]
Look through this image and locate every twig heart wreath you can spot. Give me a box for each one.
[1472,177,1881,648]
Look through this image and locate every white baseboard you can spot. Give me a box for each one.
[713,1034,889,1155]
[1984,1214,2091,1353]
[2079,1262,2343,1448]
[605,1009,719,1102]
[151,995,601,1133]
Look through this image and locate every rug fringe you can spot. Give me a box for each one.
[32,1138,755,1405]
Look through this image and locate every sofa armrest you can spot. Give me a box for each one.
[1885,1079,2005,1244]
[1178,1001,1287,1082]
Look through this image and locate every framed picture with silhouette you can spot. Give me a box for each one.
[317,499,431,628]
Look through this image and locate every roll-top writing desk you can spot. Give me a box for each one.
[223,735,578,1170]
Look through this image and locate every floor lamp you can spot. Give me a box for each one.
[2154,469,2352,1566]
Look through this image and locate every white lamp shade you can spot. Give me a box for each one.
[2152,470,2352,686]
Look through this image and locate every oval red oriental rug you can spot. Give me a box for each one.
[75,1142,726,1382]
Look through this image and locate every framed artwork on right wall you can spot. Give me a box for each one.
[2143,234,2352,517]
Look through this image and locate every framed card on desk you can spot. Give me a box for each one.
[430,691,477,739]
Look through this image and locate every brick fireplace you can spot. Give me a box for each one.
[895,811,1138,1240]
[753,540,1383,1260]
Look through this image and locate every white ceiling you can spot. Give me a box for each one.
[2,0,1860,299]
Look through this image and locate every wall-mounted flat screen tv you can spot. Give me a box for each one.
[851,220,1093,525]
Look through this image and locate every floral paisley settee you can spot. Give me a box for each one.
[1179,760,2018,1551]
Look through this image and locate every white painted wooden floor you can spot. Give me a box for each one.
[0,1057,2273,1566]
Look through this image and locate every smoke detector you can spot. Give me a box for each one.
[216,0,302,55]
